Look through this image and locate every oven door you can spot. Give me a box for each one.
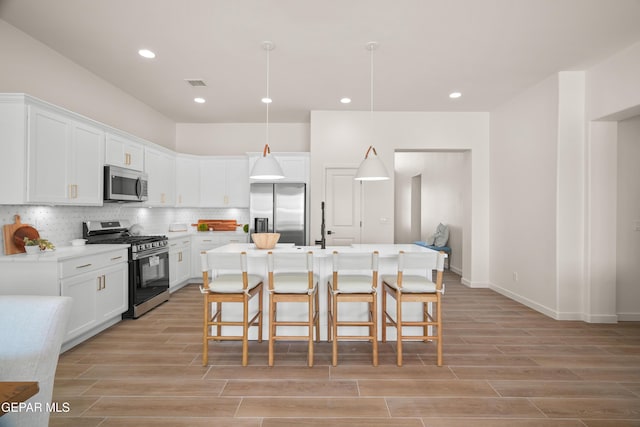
[131,249,170,306]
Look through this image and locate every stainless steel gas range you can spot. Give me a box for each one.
[83,220,170,318]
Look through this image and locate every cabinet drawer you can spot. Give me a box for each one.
[59,249,128,278]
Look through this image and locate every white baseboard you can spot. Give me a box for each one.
[489,282,559,319]
[617,313,640,321]
[460,276,489,288]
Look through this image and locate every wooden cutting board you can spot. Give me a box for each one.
[191,219,239,231]
[3,215,40,255]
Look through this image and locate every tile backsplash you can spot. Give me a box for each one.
[0,205,249,252]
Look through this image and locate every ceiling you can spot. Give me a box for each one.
[2,0,640,124]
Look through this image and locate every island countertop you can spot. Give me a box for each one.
[208,243,440,257]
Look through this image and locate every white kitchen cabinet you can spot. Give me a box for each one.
[200,157,249,207]
[145,147,176,206]
[190,232,249,281]
[248,152,309,183]
[175,155,200,207]
[27,105,104,205]
[106,132,144,171]
[59,249,128,345]
[169,237,191,291]
[61,262,127,340]
[0,246,128,351]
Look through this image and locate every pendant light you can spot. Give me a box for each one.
[250,41,285,180]
[355,41,390,181]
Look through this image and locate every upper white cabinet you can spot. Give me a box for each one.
[105,132,144,171]
[27,105,104,205]
[144,146,176,206]
[248,152,309,183]
[200,157,249,207]
[175,155,200,207]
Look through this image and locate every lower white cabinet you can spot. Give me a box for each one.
[169,237,191,291]
[61,262,127,341]
[0,247,128,351]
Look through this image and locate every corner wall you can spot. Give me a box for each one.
[490,75,560,315]
[0,19,175,149]
[616,115,640,320]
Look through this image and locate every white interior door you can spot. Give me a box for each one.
[324,167,361,245]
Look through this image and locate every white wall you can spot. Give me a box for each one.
[0,20,175,150]
[310,111,490,287]
[585,40,640,322]
[556,72,586,319]
[617,115,640,320]
[587,41,640,121]
[394,151,468,273]
[490,75,560,315]
[175,123,309,155]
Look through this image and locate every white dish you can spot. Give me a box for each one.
[71,239,87,246]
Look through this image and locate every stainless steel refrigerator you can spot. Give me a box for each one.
[250,183,307,246]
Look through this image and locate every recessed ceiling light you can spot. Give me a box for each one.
[340,97,352,104]
[194,97,206,104]
[138,49,156,59]
[261,97,272,104]
[449,91,462,99]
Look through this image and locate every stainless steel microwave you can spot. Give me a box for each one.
[104,165,148,202]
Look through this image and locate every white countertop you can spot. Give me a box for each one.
[210,243,439,257]
[0,244,130,263]
[166,230,247,240]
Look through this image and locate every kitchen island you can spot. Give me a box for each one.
[203,243,445,340]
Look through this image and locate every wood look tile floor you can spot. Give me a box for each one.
[50,271,640,426]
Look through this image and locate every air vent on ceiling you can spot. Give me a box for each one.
[185,79,207,87]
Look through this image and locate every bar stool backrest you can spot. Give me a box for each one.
[332,251,379,272]
[267,251,315,291]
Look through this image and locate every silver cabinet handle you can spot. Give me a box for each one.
[111,256,123,261]
[76,263,92,269]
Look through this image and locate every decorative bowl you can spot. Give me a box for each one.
[251,233,280,250]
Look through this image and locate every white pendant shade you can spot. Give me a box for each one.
[250,144,285,180]
[355,145,389,181]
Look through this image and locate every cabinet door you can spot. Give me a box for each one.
[176,156,200,207]
[200,159,226,207]
[170,240,191,290]
[169,244,180,287]
[145,147,176,206]
[226,158,249,207]
[200,157,249,208]
[27,106,71,203]
[106,133,144,171]
[177,244,191,284]
[97,263,128,321]
[61,270,99,341]
[70,121,104,205]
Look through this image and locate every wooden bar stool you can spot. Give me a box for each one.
[267,251,319,367]
[200,250,264,366]
[327,251,379,366]
[381,250,446,366]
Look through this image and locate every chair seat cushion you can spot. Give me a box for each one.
[272,272,318,294]
[208,274,263,293]
[330,274,375,294]
[414,241,451,253]
[382,274,437,293]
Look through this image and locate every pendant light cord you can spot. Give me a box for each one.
[265,45,270,147]
[370,43,374,115]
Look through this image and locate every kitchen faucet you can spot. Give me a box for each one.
[315,201,326,249]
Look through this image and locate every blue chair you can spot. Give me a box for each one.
[414,241,451,270]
